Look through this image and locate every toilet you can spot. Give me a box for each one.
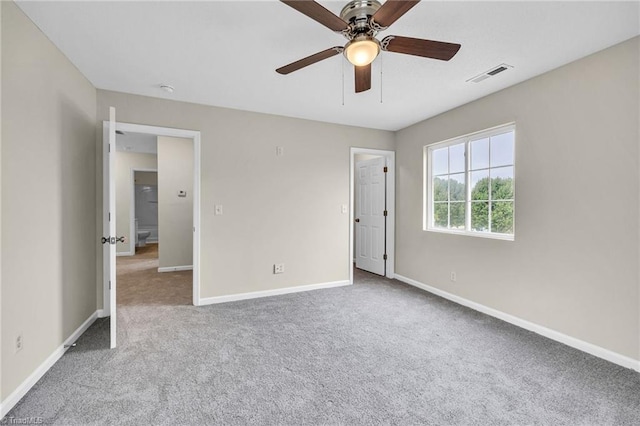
[135,218,151,247]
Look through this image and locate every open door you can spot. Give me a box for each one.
[103,107,118,348]
[355,156,387,276]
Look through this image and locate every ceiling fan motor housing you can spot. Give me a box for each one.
[340,0,382,38]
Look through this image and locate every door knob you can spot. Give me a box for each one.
[355,218,360,222]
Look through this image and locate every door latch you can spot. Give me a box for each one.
[101,236,126,245]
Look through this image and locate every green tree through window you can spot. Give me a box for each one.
[470,177,514,233]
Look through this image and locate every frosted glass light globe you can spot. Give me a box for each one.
[345,38,380,66]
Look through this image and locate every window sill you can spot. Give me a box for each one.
[424,227,515,241]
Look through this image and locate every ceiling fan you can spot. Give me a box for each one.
[276,0,462,93]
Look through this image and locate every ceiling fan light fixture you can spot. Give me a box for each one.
[344,37,380,66]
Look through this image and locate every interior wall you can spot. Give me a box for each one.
[395,37,640,361]
[135,171,157,186]
[115,151,157,255]
[157,136,193,269]
[1,1,97,400]
[0,0,4,395]
[96,91,395,305]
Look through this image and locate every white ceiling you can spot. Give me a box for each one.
[17,1,640,131]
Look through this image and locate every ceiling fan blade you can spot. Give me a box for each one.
[371,0,420,29]
[276,47,344,75]
[355,64,372,93]
[381,36,461,61]
[281,1,349,32]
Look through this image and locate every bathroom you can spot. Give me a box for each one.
[134,171,158,248]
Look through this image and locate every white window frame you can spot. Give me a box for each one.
[423,123,516,241]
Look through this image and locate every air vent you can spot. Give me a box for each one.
[467,63,513,83]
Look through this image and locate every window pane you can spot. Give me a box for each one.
[471,201,489,232]
[491,167,514,200]
[471,137,489,170]
[433,177,448,202]
[490,131,514,167]
[449,173,465,201]
[450,202,465,229]
[491,201,514,234]
[433,202,448,228]
[449,143,465,174]
[432,147,448,175]
[471,170,489,201]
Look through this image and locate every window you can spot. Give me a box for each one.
[425,124,515,240]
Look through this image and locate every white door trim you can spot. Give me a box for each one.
[350,147,395,284]
[102,121,202,310]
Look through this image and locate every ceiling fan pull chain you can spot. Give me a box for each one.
[380,54,383,104]
[342,56,345,106]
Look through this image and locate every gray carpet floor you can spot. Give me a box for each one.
[4,269,640,425]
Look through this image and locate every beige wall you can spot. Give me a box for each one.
[135,171,157,186]
[1,1,97,400]
[395,37,640,360]
[157,136,193,269]
[96,91,396,305]
[115,151,157,255]
[0,0,3,395]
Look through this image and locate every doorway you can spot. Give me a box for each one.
[132,169,159,254]
[349,148,395,284]
[102,117,201,348]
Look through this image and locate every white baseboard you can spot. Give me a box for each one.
[0,311,99,417]
[158,265,193,273]
[394,274,640,373]
[198,280,351,306]
[97,309,107,318]
[116,251,134,257]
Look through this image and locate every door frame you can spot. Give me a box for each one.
[128,168,158,256]
[349,147,395,284]
[102,122,202,313]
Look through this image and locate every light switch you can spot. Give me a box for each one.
[214,205,223,215]
[341,204,348,214]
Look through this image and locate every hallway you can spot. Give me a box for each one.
[116,244,192,306]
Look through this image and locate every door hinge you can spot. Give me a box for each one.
[383,166,388,173]
[109,212,111,221]
[383,254,388,260]
[109,280,111,290]
[383,210,388,217]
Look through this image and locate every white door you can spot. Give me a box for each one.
[103,107,118,348]
[355,157,386,275]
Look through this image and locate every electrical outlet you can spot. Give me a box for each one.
[16,334,23,353]
[274,263,285,274]
[341,204,348,214]
[450,272,457,282]
[276,146,284,156]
